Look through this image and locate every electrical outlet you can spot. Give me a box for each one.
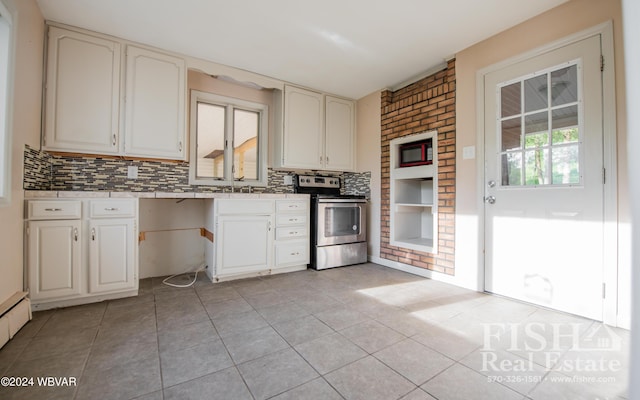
[284,175,294,185]
[127,165,138,179]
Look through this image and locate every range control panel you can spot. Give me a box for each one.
[295,175,340,189]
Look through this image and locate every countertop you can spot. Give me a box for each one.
[24,191,309,200]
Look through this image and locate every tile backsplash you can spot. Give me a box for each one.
[24,145,371,197]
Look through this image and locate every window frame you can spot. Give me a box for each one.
[496,59,584,189]
[188,90,268,187]
[0,3,14,206]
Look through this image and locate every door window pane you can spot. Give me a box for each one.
[525,149,549,185]
[552,145,580,184]
[501,152,522,186]
[501,117,521,151]
[524,111,549,148]
[233,109,259,181]
[552,105,579,144]
[524,75,548,112]
[501,82,521,118]
[196,103,225,179]
[551,64,577,106]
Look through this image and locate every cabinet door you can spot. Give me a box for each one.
[124,46,186,160]
[325,96,355,171]
[89,219,136,293]
[28,220,82,300]
[216,215,272,277]
[44,26,121,154]
[283,86,324,169]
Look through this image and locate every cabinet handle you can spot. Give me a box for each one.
[268,221,271,231]
[91,228,96,241]
[104,207,119,211]
[288,218,297,222]
[112,134,117,146]
[289,231,297,235]
[326,156,330,164]
[73,228,78,242]
[319,156,323,163]
[178,141,183,152]
[290,252,299,256]
[288,205,297,208]
[44,208,63,211]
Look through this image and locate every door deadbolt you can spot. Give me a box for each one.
[487,180,496,188]
[485,196,496,204]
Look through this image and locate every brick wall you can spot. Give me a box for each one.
[380,60,456,275]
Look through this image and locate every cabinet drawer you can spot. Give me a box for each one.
[90,200,136,218]
[217,199,274,215]
[276,226,307,240]
[28,201,82,220]
[275,243,308,266]
[276,213,307,226]
[276,200,307,213]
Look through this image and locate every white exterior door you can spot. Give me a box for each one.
[484,35,604,320]
[89,219,136,293]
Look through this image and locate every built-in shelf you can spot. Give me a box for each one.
[395,203,434,208]
[389,130,438,254]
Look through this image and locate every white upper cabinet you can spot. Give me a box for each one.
[44,26,121,154]
[276,85,355,171]
[124,46,186,160]
[325,95,355,171]
[43,25,187,160]
[282,86,324,169]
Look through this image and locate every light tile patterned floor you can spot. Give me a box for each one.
[0,263,630,399]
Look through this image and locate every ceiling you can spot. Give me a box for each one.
[36,0,568,99]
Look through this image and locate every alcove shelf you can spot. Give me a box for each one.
[389,130,438,253]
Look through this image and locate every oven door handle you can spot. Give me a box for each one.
[316,198,367,203]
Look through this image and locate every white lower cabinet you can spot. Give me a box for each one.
[26,199,138,309]
[274,199,309,270]
[28,220,82,300]
[89,219,136,293]
[216,215,272,277]
[205,196,309,282]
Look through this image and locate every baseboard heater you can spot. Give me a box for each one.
[0,292,32,349]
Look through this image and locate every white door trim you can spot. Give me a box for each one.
[475,21,618,326]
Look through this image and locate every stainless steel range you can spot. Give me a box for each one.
[294,174,367,270]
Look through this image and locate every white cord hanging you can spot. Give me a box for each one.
[162,264,207,288]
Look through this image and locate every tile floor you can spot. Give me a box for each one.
[0,263,630,400]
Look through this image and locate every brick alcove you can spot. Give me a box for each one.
[380,60,456,275]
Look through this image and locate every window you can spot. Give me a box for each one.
[0,6,12,205]
[498,61,581,187]
[189,91,268,187]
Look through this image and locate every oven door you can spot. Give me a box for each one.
[316,200,366,246]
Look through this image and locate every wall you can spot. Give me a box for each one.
[454,0,629,325]
[379,61,456,274]
[0,0,43,305]
[621,0,639,396]
[356,92,381,257]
